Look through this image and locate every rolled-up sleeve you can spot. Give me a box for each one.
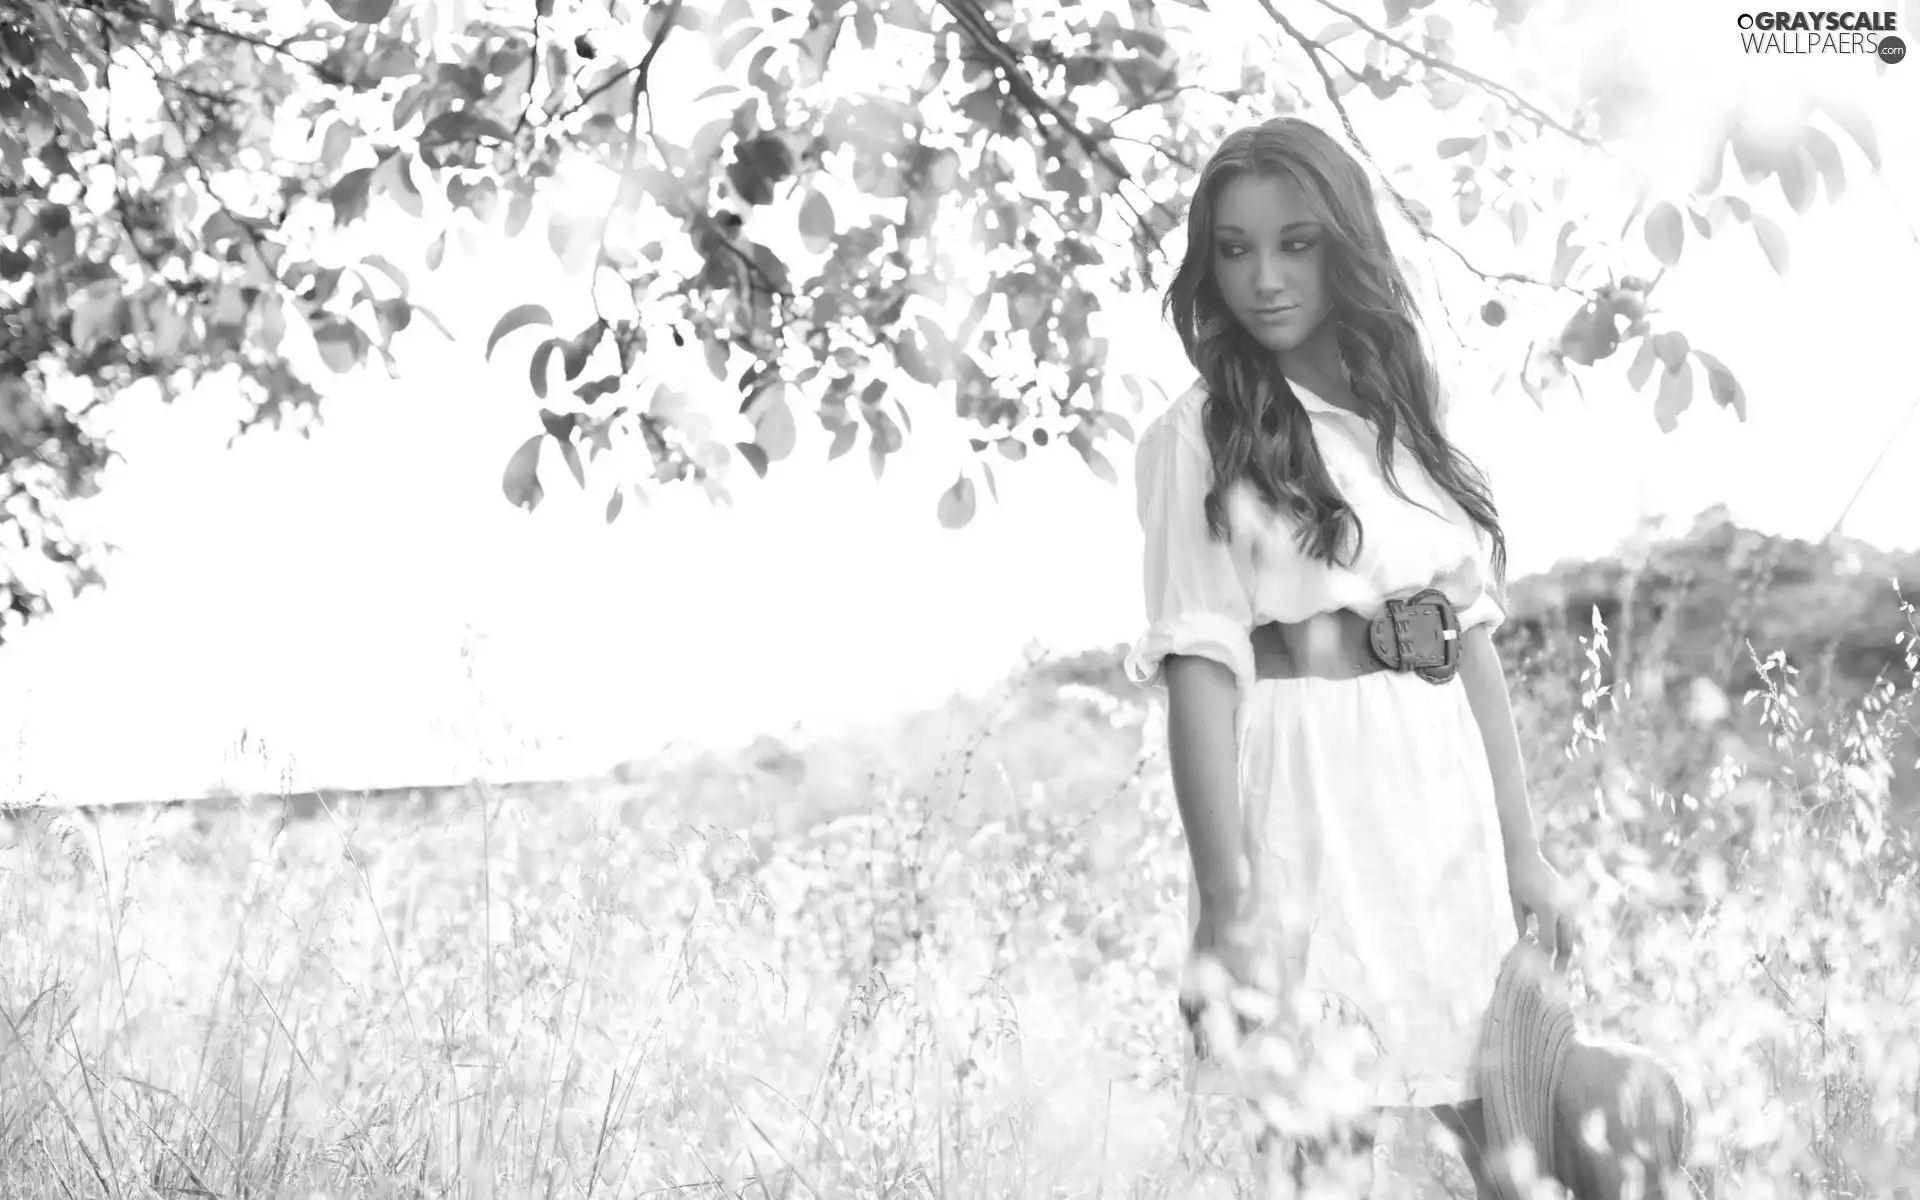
[1122,411,1256,692]
[1455,528,1507,635]
[1456,582,1506,636]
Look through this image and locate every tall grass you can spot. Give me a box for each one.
[3,590,1918,1199]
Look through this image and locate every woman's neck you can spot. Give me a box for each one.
[1277,319,1349,403]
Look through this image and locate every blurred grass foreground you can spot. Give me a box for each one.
[5,509,1920,1200]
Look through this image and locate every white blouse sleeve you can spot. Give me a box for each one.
[1455,524,1507,635]
[1123,410,1257,692]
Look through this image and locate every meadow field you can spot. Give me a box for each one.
[4,575,1920,1199]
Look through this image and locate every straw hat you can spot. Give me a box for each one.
[1477,939,1695,1200]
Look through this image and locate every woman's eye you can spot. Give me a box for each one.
[1284,239,1317,254]
[1217,245,1247,260]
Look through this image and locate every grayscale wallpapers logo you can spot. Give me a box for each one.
[1735,10,1905,61]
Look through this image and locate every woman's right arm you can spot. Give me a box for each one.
[1121,401,1257,936]
[1165,653,1246,930]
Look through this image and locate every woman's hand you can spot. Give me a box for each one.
[1182,910,1270,1061]
[1507,850,1580,971]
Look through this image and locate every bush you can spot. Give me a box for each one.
[3,590,1917,1198]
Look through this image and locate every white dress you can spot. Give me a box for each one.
[1125,378,1515,1111]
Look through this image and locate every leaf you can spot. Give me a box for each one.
[1751,213,1790,275]
[412,304,454,341]
[1314,19,1361,40]
[502,434,544,511]
[937,474,976,530]
[506,189,533,237]
[917,316,953,364]
[1549,221,1581,288]
[360,254,408,294]
[487,304,552,360]
[313,320,363,373]
[1693,349,1747,420]
[327,0,394,21]
[563,319,608,380]
[1801,127,1846,202]
[420,110,513,146]
[1437,136,1479,159]
[529,338,562,397]
[329,167,375,226]
[799,190,835,253]
[750,385,797,460]
[1651,330,1690,372]
[426,231,447,269]
[1653,358,1693,433]
[373,151,423,219]
[606,489,625,523]
[1644,200,1683,267]
[1504,201,1529,246]
[996,437,1027,461]
[259,293,287,353]
[736,441,770,478]
[896,334,939,386]
[715,22,763,67]
[374,298,412,339]
[1817,94,1880,170]
[319,119,357,172]
[1776,148,1814,215]
[827,422,857,460]
[558,437,585,488]
[1427,77,1470,109]
[1626,336,1657,391]
[576,374,621,404]
[750,243,791,293]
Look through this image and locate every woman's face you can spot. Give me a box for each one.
[1209,172,1334,355]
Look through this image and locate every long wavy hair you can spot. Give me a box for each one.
[1163,116,1506,587]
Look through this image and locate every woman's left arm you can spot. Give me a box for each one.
[1456,624,1539,864]
[1458,623,1579,965]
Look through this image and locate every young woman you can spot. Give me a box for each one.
[1123,116,1580,1195]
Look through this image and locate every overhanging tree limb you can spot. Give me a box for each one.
[936,0,1180,259]
[1259,0,1558,298]
[1304,0,1603,149]
[61,0,349,87]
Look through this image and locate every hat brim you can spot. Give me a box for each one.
[1478,938,1577,1200]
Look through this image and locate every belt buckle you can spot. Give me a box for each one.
[1368,589,1461,684]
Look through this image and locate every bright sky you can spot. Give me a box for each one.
[2,0,1917,805]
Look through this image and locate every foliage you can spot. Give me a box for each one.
[4,585,1920,1197]
[0,0,1894,640]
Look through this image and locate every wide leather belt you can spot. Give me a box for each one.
[1251,588,1462,685]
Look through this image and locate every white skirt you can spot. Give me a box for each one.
[1185,671,1516,1111]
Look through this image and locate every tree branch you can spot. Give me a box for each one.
[1304,0,1602,149]
[61,0,348,87]
[514,4,543,138]
[936,0,1178,261]
[1261,0,1560,302]
[1825,389,1920,544]
[595,0,683,322]
[1425,235,1559,291]
[556,18,676,129]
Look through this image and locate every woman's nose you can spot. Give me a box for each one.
[1252,253,1287,293]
